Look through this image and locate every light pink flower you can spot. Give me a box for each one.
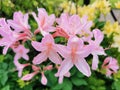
[41,72,47,85]
[14,58,30,77]
[89,29,106,70]
[32,34,62,65]
[21,71,39,81]
[54,13,81,38]
[32,8,55,35]
[102,57,119,77]
[13,45,29,60]
[0,18,20,54]
[53,14,93,40]
[7,11,30,33]
[78,16,93,41]
[7,11,33,41]
[56,36,91,77]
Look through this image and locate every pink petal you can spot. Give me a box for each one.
[92,54,99,70]
[56,44,68,59]
[48,51,62,64]
[32,52,47,65]
[32,41,46,51]
[7,20,23,32]
[23,54,29,60]
[42,34,54,44]
[57,59,73,76]
[58,76,64,84]
[41,72,47,85]
[64,72,71,77]
[3,46,9,55]
[32,12,39,24]
[75,58,91,77]
[93,29,104,45]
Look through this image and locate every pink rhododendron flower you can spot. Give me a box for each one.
[56,36,91,77]
[32,34,62,64]
[54,13,81,38]
[78,16,93,41]
[21,71,39,81]
[0,18,20,54]
[32,8,55,35]
[102,57,119,77]
[7,11,30,33]
[13,45,29,60]
[14,58,30,77]
[8,11,33,41]
[89,29,106,70]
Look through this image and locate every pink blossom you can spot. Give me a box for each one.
[14,58,30,77]
[32,8,55,35]
[21,71,39,81]
[7,11,33,41]
[53,14,93,40]
[41,72,47,85]
[89,29,106,70]
[13,45,29,60]
[32,34,62,65]
[7,11,30,33]
[102,57,119,77]
[0,18,20,54]
[78,16,93,41]
[54,13,81,38]
[56,36,91,77]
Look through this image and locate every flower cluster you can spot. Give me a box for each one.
[0,8,119,85]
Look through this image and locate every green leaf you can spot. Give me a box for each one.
[47,71,57,86]
[23,84,32,90]
[113,80,120,90]
[51,81,65,90]
[0,62,8,70]
[76,72,84,78]
[1,85,10,90]
[0,55,5,62]
[0,72,8,86]
[62,79,72,90]
[71,77,87,86]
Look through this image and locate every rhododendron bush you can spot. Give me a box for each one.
[0,0,120,90]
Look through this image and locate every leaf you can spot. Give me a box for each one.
[1,85,10,90]
[23,84,32,90]
[62,79,72,90]
[0,62,8,70]
[113,80,120,90]
[71,77,87,86]
[0,55,4,62]
[76,71,84,78]
[47,71,57,86]
[0,72,8,86]
[51,81,65,90]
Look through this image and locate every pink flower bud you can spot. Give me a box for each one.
[41,72,47,85]
[21,71,38,81]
